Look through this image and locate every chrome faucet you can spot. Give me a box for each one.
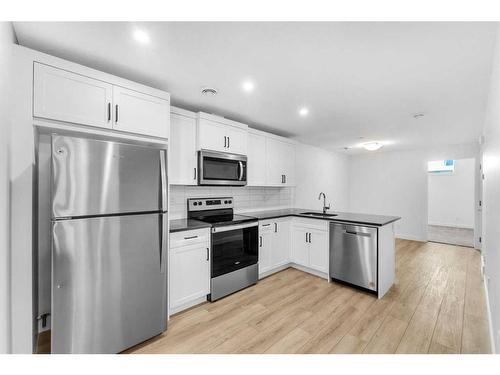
[318,192,330,214]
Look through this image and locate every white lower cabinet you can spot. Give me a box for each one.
[169,228,210,314]
[258,218,291,277]
[291,218,329,274]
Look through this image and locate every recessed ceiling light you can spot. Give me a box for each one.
[201,87,218,96]
[299,107,309,117]
[362,142,383,151]
[133,29,150,44]
[242,81,255,92]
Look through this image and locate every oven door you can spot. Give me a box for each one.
[211,222,258,277]
[198,150,247,186]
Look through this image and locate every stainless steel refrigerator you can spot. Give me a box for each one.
[50,135,168,354]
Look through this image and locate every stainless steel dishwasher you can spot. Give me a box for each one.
[329,222,378,292]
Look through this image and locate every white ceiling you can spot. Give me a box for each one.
[13,22,497,153]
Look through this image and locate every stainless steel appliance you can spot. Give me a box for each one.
[50,135,168,354]
[329,222,378,292]
[198,150,247,186]
[187,198,258,300]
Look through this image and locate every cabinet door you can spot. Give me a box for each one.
[197,119,227,152]
[247,132,267,186]
[271,220,290,267]
[308,229,329,273]
[259,224,273,275]
[266,138,290,186]
[34,63,113,129]
[169,243,210,310]
[170,113,197,185]
[282,142,295,186]
[113,86,169,138]
[226,126,248,155]
[291,225,309,267]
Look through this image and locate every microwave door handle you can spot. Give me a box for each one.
[238,161,244,181]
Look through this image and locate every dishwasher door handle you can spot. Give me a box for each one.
[343,230,372,238]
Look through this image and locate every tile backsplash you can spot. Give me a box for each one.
[169,185,295,219]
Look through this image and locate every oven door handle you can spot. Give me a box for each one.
[238,161,244,181]
[211,221,258,233]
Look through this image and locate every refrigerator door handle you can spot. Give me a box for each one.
[160,214,167,274]
[160,150,167,212]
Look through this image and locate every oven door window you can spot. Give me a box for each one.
[203,157,241,181]
[212,225,258,277]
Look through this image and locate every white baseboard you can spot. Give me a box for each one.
[482,262,496,354]
[428,222,474,229]
[169,295,208,316]
[259,263,290,279]
[396,234,426,242]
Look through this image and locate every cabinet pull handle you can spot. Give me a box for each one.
[274,223,277,232]
[194,167,197,180]
[308,233,312,243]
[262,224,271,227]
[107,102,111,122]
[259,236,262,247]
[115,104,119,123]
[284,175,286,184]
[224,136,227,148]
[228,137,230,148]
[305,232,308,243]
[206,247,210,261]
[184,235,198,240]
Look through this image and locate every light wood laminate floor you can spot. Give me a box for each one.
[127,239,490,354]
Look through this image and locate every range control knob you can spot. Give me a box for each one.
[228,200,232,204]
[193,202,198,206]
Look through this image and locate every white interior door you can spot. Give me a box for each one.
[113,86,169,138]
[34,62,113,129]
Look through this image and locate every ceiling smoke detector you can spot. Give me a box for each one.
[413,113,425,119]
[201,87,218,96]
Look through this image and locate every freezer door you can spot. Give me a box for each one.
[51,135,167,218]
[51,213,167,354]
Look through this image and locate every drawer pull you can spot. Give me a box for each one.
[184,235,198,240]
[262,224,271,227]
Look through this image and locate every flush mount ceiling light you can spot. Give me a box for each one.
[362,142,383,151]
[201,87,218,96]
[242,80,255,92]
[298,107,309,117]
[133,29,150,44]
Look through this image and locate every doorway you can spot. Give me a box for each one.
[427,158,475,247]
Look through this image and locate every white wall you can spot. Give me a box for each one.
[348,143,479,241]
[428,158,475,228]
[482,24,500,353]
[0,22,15,354]
[294,143,350,212]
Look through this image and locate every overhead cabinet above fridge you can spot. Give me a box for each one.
[33,62,170,139]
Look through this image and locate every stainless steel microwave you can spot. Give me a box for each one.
[198,150,247,186]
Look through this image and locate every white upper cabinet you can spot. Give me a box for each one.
[266,138,296,186]
[112,86,169,138]
[34,63,113,129]
[33,62,170,139]
[247,130,267,186]
[170,108,197,185]
[197,112,248,155]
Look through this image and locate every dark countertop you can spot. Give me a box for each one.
[241,208,401,227]
[169,218,212,233]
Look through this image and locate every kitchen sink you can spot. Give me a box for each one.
[300,212,338,218]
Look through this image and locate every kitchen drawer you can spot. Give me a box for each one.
[170,228,210,249]
[259,220,275,233]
